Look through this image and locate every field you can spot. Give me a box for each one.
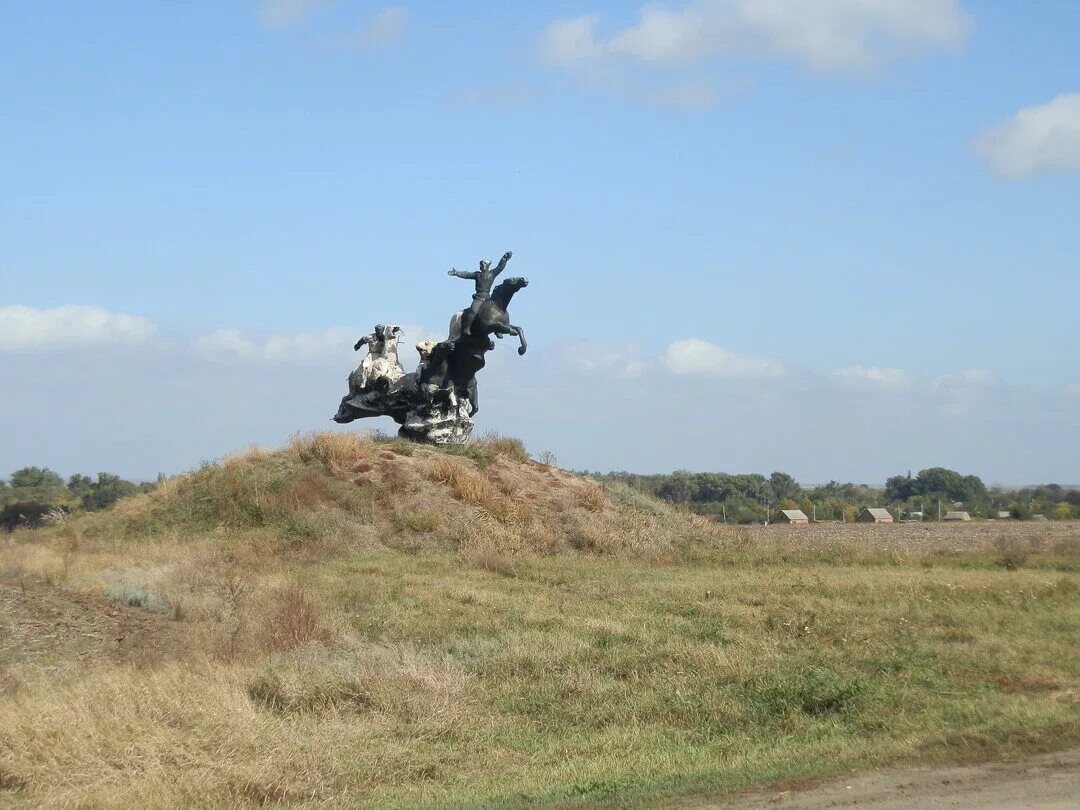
[1,433,1078,807]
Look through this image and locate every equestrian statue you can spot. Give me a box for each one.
[333,249,529,444]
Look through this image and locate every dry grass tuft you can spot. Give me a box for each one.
[472,433,529,463]
[427,457,521,525]
[289,431,369,474]
[461,545,518,577]
[393,508,443,534]
[259,582,334,653]
[223,445,268,469]
[578,482,606,512]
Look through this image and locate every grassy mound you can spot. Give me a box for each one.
[78,431,716,562]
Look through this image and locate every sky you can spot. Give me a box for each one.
[2,0,1079,486]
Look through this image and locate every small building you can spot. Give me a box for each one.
[777,509,809,525]
[943,510,971,521]
[997,511,1012,520]
[856,507,893,524]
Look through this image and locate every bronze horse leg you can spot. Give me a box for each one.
[489,323,527,355]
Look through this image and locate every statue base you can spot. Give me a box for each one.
[399,398,474,445]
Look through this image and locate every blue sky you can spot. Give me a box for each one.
[2,1,1078,485]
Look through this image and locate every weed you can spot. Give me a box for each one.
[259,582,332,653]
[106,582,172,613]
[746,666,867,721]
[994,535,1030,570]
[393,509,443,534]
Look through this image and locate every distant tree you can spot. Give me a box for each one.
[884,474,913,503]
[82,472,140,511]
[1009,503,1033,520]
[768,472,800,503]
[1053,502,1072,520]
[657,471,698,503]
[67,473,94,499]
[910,467,986,505]
[9,466,64,494]
[960,474,988,503]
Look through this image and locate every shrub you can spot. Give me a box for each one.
[259,582,332,652]
[994,535,1030,570]
[1,501,54,532]
[106,582,171,613]
[534,450,558,467]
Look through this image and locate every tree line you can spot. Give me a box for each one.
[1,466,155,531]
[588,466,1080,523]
[4,461,1077,531]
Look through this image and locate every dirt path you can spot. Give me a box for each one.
[705,748,1080,809]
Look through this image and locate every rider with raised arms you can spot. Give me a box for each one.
[448,250,512,336]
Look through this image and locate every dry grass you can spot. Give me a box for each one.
[993,534,1032,570]
[5,540,1076,807]
[427,456,531,530]
[1,435,1077,807]
[392,508,443,534]
[578,481,607,512]
[259,582,335,653]
[289,431,370,474]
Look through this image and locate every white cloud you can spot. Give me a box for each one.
[352,6,409,49]
[0,305,157,351]
[563,342,649,378]
[933,368,999,388]
[644,81,719,110]
[540,0,970,72]
[830,364,914,390]
[664,338,785,378]
[257,0,334,29]
[973,93,1080,179]
[194,323,441,364]
[194,327,356,363]
[539,14,602,66]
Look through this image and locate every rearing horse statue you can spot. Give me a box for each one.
[449,276,528,356]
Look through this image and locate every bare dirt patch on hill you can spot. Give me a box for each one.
[0,573,185,694]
